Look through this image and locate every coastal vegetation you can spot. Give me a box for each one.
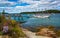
[0,11,26,38]
[21,10,60,14]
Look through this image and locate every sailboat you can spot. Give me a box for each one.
[33,14,50,18]
[33,9,50,18]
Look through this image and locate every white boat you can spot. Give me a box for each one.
[33,14,50,18]
[32,9,51,18]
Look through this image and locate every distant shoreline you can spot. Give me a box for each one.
[20,10,60,14]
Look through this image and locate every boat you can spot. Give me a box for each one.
[33,9,51,18]
[33,14,50,18]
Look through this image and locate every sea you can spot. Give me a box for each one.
[10,13,60,28]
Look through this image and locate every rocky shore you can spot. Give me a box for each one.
[22,28,60,38]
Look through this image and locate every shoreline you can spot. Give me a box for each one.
[22,28,60,38]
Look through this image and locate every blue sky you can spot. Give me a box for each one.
[0,0,60,13]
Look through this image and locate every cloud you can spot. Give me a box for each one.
[0,0,16,7]
[18,0,60,11]
[0,0,60,13]
[19,0,51,5]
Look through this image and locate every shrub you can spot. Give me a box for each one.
[0,15,26,38]
[47,26,55,31]
[56,30,60,37]
[9,27,26,38]
[8,20,26,38]
[0,31,3,35]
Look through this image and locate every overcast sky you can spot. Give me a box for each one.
[0,0,60,13]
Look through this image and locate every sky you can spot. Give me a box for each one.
[0,0,60,13]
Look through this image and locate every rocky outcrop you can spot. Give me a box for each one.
[36,28,57,38]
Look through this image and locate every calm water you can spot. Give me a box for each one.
[10,13,60,28]
[21,13,60,28]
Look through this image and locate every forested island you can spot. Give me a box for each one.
[21,10,60,14]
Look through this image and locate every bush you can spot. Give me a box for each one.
[0,15,26,38]
[56,30,60,37]
[8,27,26,38]
[47,26,55,31]
[0,31,3,35]
[8,20,26,38]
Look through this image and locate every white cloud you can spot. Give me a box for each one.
[0,0,16,7]
[19,0,51,5]
[0,1,16,5]
[0,0,60,13]
[18,0,60,12]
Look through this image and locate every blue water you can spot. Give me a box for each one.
[10,13,60,28]
[21,13,60,28]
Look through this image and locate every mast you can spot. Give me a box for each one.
[42,9,43,14]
